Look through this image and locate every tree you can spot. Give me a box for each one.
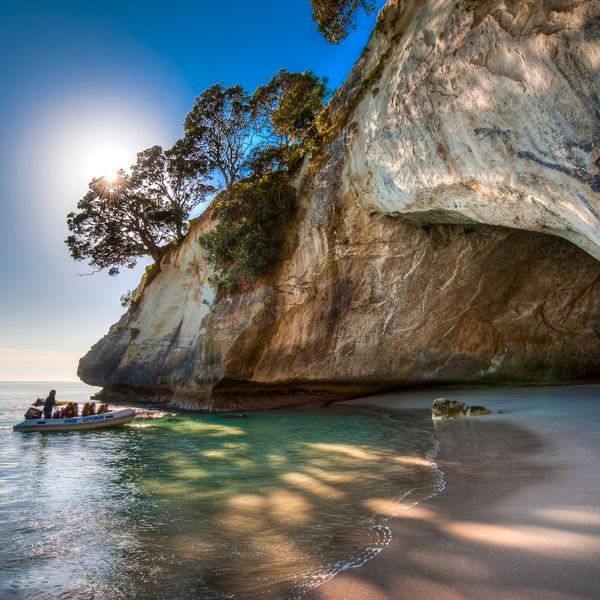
[131,143,212,241]
[183,83,253,192]
[66,142,211,275]
[310,0,374,43]
[251,69,327,152]
[66,172,169,275]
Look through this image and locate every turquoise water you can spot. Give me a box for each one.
[0,382,443,599]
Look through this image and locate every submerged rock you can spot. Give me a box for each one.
[131,408,177,420]
[79,0,600,410]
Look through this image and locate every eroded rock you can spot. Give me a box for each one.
[78,0,600,410]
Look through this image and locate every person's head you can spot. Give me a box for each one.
[49,390,56,397]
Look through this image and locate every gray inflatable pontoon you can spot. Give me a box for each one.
[13,408,136,431]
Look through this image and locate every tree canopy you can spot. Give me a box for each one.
[66,143,211,275]
[310,0,374,43]
[67,68,326,290]
[183,83,253,192]
[251,69,327,151]
[196,70,326,292]
[131,144,212,240]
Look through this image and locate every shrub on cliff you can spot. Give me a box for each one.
[199,172,296,293]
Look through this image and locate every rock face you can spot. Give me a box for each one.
[345,0,600,259]
[79,0,600,409]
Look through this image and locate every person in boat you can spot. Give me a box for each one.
[43,390,56,419]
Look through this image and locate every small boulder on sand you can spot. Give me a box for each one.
[432,398,466,419]
[432,398,494,419]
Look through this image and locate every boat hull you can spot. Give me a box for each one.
[13,408,136,432]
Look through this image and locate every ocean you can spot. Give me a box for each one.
[0,382,443,599]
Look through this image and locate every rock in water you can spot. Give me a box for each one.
[78,0,600,410]
[432,399,466,419]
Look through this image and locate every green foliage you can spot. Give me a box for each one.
[66,172,167,276]
[198,173,296,293]
[120,290,133,308]
[195,69,326,294]
[249,69,326,178]
[310,0,375,43]
[251,69,327,153]
[183,83,253,192]
[66,143,211,275]
[132,144,212,240]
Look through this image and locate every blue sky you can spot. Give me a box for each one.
[0,0,381,380]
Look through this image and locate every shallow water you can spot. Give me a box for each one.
[0,382,443,599]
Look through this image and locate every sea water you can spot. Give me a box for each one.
[0,382,443,599]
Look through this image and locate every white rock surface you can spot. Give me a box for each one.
[345,0,600,258]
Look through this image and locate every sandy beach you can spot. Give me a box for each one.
[307,385,600,600]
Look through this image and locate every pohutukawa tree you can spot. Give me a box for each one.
[310,0,374,43]
[183,83,254,192]
[131,143,213,241]
[66,143,211,275]
[250,69,327,171]
[67,68,327,290]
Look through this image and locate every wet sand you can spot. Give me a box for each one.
[307,385,600,600]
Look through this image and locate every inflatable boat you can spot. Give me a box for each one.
[13,408,136,432]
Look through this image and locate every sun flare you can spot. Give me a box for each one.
[84,143,131,182]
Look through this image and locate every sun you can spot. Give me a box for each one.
[84,143,131,182]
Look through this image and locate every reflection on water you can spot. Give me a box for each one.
[0,384,442,599]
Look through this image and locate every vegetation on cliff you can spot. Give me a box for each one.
[66,143,212,275]
[197,70,326,292]
[310,0,375,43]
[66,0,362,287]
[199,174,296,292]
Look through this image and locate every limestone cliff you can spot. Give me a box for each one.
[80,0,600,409]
